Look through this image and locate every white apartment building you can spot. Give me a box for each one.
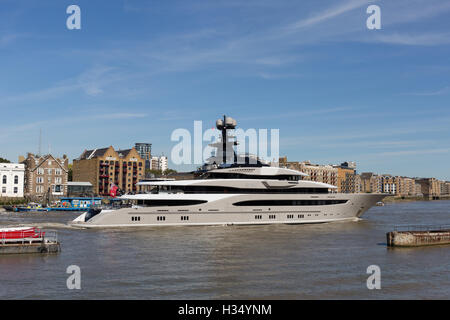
[159,156,168,172]
[150,156,168,173]
[0,163,25,198]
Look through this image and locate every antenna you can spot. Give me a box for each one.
[38,128,42,156]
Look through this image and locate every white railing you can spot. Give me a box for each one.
[394,224,450,232]
[0,228,57,245]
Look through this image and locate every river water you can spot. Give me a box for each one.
[0,200,449,299]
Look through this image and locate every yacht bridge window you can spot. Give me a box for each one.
[202,172,303,181]
[136,199,208,206]
[233,200,348,206]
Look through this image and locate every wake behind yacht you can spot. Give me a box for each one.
[71,116,386,228]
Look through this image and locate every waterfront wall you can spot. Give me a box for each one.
[383,195,450,203]
[0,197,26,206]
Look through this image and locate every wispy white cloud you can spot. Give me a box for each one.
[0,112,148,139]
[0,33,21,46]
[240,106,360,122]
[0,65,133,106]
[320,139,436,149]
[258,72,302,80]
[287,0,372,30]
[370,32,450,46]
[402,85,450,96]
[381,0,450,26]
[91,113,148,120]
[280,125,450,148]
[374,148,450,157]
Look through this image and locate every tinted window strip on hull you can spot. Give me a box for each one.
[232,200,348,206]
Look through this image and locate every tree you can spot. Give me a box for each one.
[0,157,10,163]
[145,169,163,177]
[164,169,178,175]
[145,169,178,178]
[68,164,73,181]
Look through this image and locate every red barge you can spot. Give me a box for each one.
[0,227,60,254]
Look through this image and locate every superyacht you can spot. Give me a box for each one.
[71,116,386,228]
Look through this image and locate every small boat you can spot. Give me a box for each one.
[376,201,385,206]
[48,197,103,212]
[15,203,49,212]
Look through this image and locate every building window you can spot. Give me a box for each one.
[14,175,18,184]
[55,177,62,184]
[47,169,52,175]
[2,175,6,184]
[298,214,305,219]
[36,177,43,184]
[14,187,18,194]
[157,216,166,221]
[37,168,44,175]
[181,216,189,221]
[1,187,5,193]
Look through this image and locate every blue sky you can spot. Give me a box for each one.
[0,0,449,180]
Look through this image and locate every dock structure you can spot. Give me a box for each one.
[0,229,60,255]
[0,242,60,254]
[387,225,450,247]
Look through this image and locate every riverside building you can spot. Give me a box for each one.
[0,163,25,198]
[279,158,357,193]
[135,143,152,170]
[416,178,442,200]
[334,162,357,193]
[150,155,168,173]
[73,146,145,196]
[20,153,69,198]
[279,158,338,186]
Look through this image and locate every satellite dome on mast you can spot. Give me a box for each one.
[225,116,236,129]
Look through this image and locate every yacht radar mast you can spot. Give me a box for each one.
[208,115,238,166]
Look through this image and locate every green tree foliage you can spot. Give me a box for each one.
[145,168,178,177]
[0,157,11,163]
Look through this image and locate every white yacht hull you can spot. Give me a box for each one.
[70,193,386,229]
